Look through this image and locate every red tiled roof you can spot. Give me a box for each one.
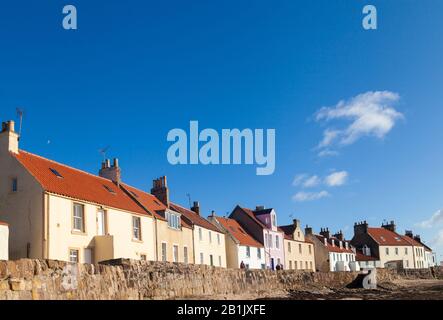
[0,221,8,226]
[355,251,377,261]
[367,228,412,246]
[13,150,148,215]
[120,184,193,228]
[315,235,354,253]
[401,235,424,247]
[169,203,220,232]
[216,217,263,248]
[235,206,266,228]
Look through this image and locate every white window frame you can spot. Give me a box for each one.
[73,203,85,232]
[132,216,142,240]
[173,244,179,263]
[161,242,167,262]
[69,248,79,263]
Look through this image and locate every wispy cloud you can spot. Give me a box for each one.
[318,149,339,157]
[430,229,443,246]
[325,171,348,187]
[315,91,403,155]
[292,191,330,202]
[417,209,443,228]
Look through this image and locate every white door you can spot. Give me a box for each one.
[97,210,105,235]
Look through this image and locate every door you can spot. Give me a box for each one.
[84,248,93,264]
[271,258,275,270]
[97,210,106,235]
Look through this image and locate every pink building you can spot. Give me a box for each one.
[229,205,285,270]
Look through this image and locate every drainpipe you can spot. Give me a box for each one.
[154,217,159,261]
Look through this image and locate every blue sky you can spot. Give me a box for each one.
[1,1,443,260]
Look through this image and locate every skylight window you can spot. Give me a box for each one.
[50,168,63,178]
[130,191,139,198]
[103,185,116,194]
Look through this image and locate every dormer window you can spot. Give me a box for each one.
[272,215,276,227]
[166,211,180,230]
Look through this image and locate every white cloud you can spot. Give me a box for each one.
[325,171,348,187]
[315,91,403,152]
[303,175,321,188]
[417,209,443,229]
[292,190,330,202]
[430,229,443,246]
[318,149,339,157]
[292,174,308,186]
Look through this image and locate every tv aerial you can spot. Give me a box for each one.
[98,146,110,161]
[16,107,25,140]
[186,193,192,208]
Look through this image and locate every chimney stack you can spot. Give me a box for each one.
[304,225,313,235]
[191,201,200,215]
[255,205,265,211]
[405,230,413,238]
[0,120,19,154]
[151,176,169,208]
[413,235,421,243]
[354,221,368,236]
[333,230,344,241]
[320,227,330,239]
[293,219,300,230]
[99,158,121,184]
[382,220,396,233]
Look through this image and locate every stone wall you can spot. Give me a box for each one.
[0,259,441,300]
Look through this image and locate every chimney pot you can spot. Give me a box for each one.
[191,201,200,215]
[113,158,119,168]
[151,176,169,207]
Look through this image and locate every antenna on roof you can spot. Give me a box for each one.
[186,193,192,208]
[98,146,110,161]
[16,107,25,140]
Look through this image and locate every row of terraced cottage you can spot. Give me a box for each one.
[0,120,438,271]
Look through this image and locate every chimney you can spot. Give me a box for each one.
[151,176,169,207]
[293,219,300,230]
[413,235,421,243]
[191,201,200,215]
[354,221,368,236]
[405,230,413,238]
[319,227,330,239]
[0,120,19,154]
[382,220,396,233]
[304,225,313,235]
[99,158,121,184]
[255,205,265,211]
[333,230,344,241]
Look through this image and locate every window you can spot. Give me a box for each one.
[289,261,292,269]
[73,203,85,232]
[11,178,18,192]
[308,245,312,255]
[288,242,291,253]
[209,231,212,243]
[405,247,408,255]
[268,234,273,248]
[275,235,279,249]
[217,233,220,245]
[295,261,298,269]
[272,215,276,227]
[310,262,313,270]
[219,256,222,266]
[199,228,203,241]
[395,248,399,255]
[261,264,266,270]
[166,211,180,230]
[132,216,141,240]
[140,254,147,261]
[385,248,389,255]
[69,249,79,263]
[184,246,188,264]
[173,245,178,262]
[246,246,250,257]
[299,243,302,254]
[161,243,167,261]
[50,168,63,178]
[200,252,204,264]
[406,260,409,268]
[257,248,261,259]
[305,261,308,269]
[103,185,116,194]
[297,232,300,238]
